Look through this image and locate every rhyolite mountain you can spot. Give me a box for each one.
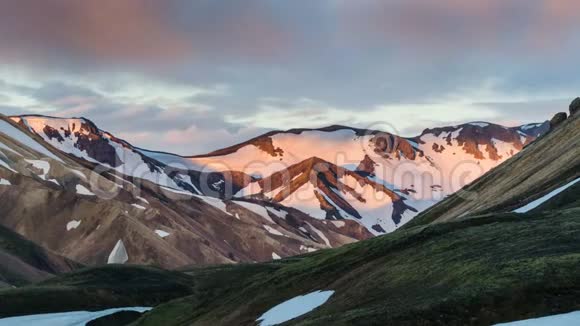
[0,107,577,326]
[0,115,371,269]
[11,115,548,235]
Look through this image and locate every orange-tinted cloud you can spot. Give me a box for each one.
[336,0,580,54]
[0,0,295,68]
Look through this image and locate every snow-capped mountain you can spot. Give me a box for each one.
[409,111,579,227]
[10,115,252,198]
[186,122,549,233]
[10,116,549,235]
[0,115,371,268]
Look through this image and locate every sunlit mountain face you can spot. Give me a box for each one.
[7,115,549,238]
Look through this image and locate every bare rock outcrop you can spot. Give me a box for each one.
[550,112,567,130]
[570,97,580,116]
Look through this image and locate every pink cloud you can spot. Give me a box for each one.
[0,0,295,68]
[336,0,580,55]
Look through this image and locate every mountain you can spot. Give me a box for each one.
[407,110,579,227]
[0,223,81,287]
[0,114,371,269]
[12,115,548,235]
[0,106,576,325]
[0,107,574,325]
[127,105,579,325]
[183,122,549,234]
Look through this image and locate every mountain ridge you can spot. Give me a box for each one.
[8,114,549,235]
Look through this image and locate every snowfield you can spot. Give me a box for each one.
[257,290,335,326]
[0,307,151,326]
[495,310,580,326]
[0,120,64,163]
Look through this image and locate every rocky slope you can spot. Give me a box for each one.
[0,115,371,269]
[0,223,81,287]
[13,115,548,235]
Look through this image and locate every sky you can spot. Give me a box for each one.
[0,0,578,155]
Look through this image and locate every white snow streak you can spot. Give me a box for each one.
[263,225,284,237]
[0,307,151,326]
[513,178,580,213]
[257,290,335,326]
[495,310,580,326]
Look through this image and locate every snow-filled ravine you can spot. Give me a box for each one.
[0,307,151,326]
[257,290,334,326]
[513,178,580,213]
[495,310,580,325]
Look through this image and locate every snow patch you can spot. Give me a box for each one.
[136,196,149,204]
[331,221,346,228]
[107,240,129,264]
[263,225,284,237]
[0,307,152,326]
[495,310,580,325]
[300,245,318,253]
[161,186,193,196]
[266,207,288,220]
[306,223,331,247]
[257,290,335,326]
[194,195,231,216]
[235,201,275,223]
[513,178,580,213]
[25,159,50,180]
[76,184,95,196]
[272,252,281,260]
[155,230,170,238]
[0,179,10,186]
[66,220,81,231]
[0,155,17,173]
[468,122,490,128]
[131,203,146,210]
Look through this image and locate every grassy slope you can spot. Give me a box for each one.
[405,114,579,228]
[132,205,580,326]
[0,265,195,318]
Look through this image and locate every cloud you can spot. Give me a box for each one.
[336,0,580,55]
[226,83,569,137]
[0,0,296,70]
[0,1,575,155]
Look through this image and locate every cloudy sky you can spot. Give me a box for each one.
[0,0,578,155]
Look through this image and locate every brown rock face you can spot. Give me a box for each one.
[355,155,377,177]
[550,112,568,130]
[570,97,580,116]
